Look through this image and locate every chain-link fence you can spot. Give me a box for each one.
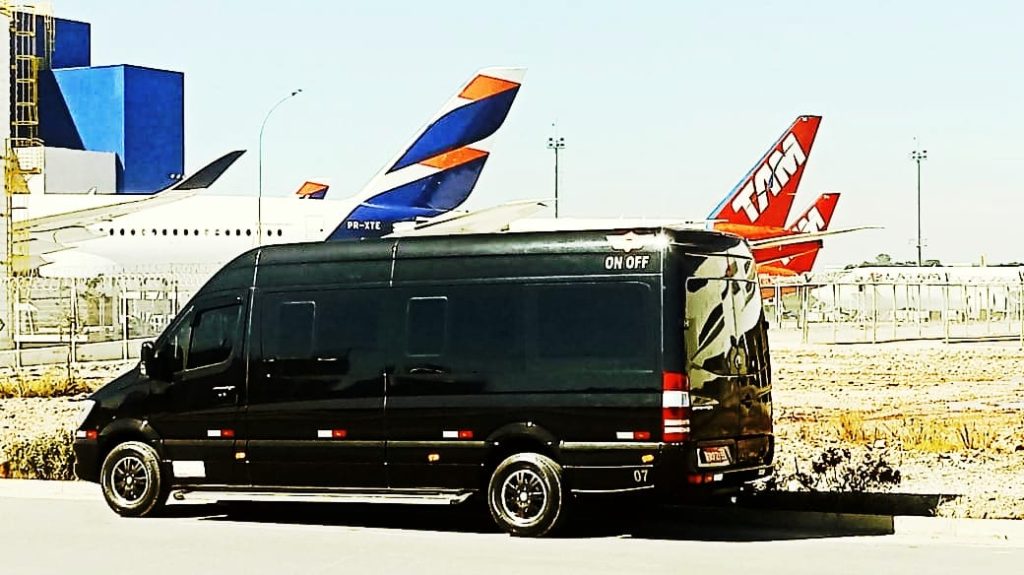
[763,276,1024,345]
[2,270,1023,369]
[0,274,210,368]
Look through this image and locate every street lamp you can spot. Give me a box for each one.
[910,144,928,267]
[546,130,565,218]
[258,88,303,244]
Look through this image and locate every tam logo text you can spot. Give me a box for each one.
[730,133,807,223]
[793,207,826,233]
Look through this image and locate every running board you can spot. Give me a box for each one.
[172,486,476,506]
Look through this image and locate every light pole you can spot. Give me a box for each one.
[546,131,565,218]
[258,89,303,244]
[910,144,927,266]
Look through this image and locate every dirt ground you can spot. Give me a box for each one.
[771,339,1024,519]
[1,343,1022,518]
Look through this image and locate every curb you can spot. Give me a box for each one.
[895,516,1024,543]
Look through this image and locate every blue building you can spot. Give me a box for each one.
[36,17,184,194]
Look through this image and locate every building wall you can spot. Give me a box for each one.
[38,65,184,194]
[42,147,117,194]
[51,18,91,69]
[124,67,184,193]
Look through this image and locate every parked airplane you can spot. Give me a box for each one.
[709,115,821,234]
[752,192,840,276]
[503,116,855,261]
[29,67,528,276]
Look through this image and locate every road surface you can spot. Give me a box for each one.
[1,487,1021,575]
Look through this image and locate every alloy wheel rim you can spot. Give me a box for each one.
[109,455,150,507]
[499,468,548,526]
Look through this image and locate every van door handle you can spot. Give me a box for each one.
[409,366,447,375]
[212,385,237,397]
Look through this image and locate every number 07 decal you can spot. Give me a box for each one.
[633,469,649,483]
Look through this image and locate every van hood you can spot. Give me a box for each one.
[90,365,145,402]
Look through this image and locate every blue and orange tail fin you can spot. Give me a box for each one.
[295,180,329,200]
[327,67,525,240]
[709,115,821,231]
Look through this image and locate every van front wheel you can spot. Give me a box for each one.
[100,441,169,517]
[487,452,564,537]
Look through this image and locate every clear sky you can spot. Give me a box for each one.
[55,0,1024,267]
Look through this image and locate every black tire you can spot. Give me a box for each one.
[487,452,565,537]
[99,441,169,518]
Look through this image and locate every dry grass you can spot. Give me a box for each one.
[794,411,1017,453]
[0,368,91,399]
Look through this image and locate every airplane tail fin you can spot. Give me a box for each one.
[295,180,330,200]
[708,115,821,229]
[754,192,840,274]
[326,67,526,240]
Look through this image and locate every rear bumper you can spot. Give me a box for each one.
[560,436,773,495]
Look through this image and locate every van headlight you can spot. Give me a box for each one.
[73,399,96,430]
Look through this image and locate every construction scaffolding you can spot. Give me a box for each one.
[9,1,51,149]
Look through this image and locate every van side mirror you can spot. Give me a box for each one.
[140,341,161,379]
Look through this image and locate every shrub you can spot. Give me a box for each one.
[0,368,91,399]
[769,447,902,493]
[3,431,76,480]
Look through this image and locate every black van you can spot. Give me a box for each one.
[73,227,773,536]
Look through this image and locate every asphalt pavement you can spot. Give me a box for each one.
[1,482,1022,575]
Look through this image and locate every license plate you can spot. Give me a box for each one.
[698,445,732,467]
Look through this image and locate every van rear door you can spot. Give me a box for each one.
[683,254,772,468]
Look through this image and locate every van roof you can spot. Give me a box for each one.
[252,227,744,266]
[202,227,746,291]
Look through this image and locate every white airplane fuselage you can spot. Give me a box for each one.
[30,194,357,276]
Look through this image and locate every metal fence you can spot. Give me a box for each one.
[0,274,210,368]
[763,277,1024,345]
[2,271,1022,368]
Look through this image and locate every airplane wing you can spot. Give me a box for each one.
[748,225,880,250]
[388,199,548,237]
[18,150,245,258]
[22,150,244,234]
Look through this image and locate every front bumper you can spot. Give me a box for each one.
[72,439,100,483]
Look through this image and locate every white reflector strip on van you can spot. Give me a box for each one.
[616,432,633,440]
[664,425,690,434]
[663,419,689,427]
[317,430,332,438]
[171,461,206,478]
[442,430,459,439]
[663,391,690,408]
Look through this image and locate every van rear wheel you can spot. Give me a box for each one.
[100,441,169,518]
[487,453,564,537]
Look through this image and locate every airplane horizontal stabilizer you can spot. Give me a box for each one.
[749,225,880,250]
[388,200,548,237]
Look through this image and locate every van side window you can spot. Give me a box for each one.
[256,290,384,403]
[186,304,241,369]
[406,297,447,356]
[268,301,316,360]
[155,309,194,374]
[449,288,523,367]
[535,283,649,368]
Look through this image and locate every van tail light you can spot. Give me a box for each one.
[662,371,691,443]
